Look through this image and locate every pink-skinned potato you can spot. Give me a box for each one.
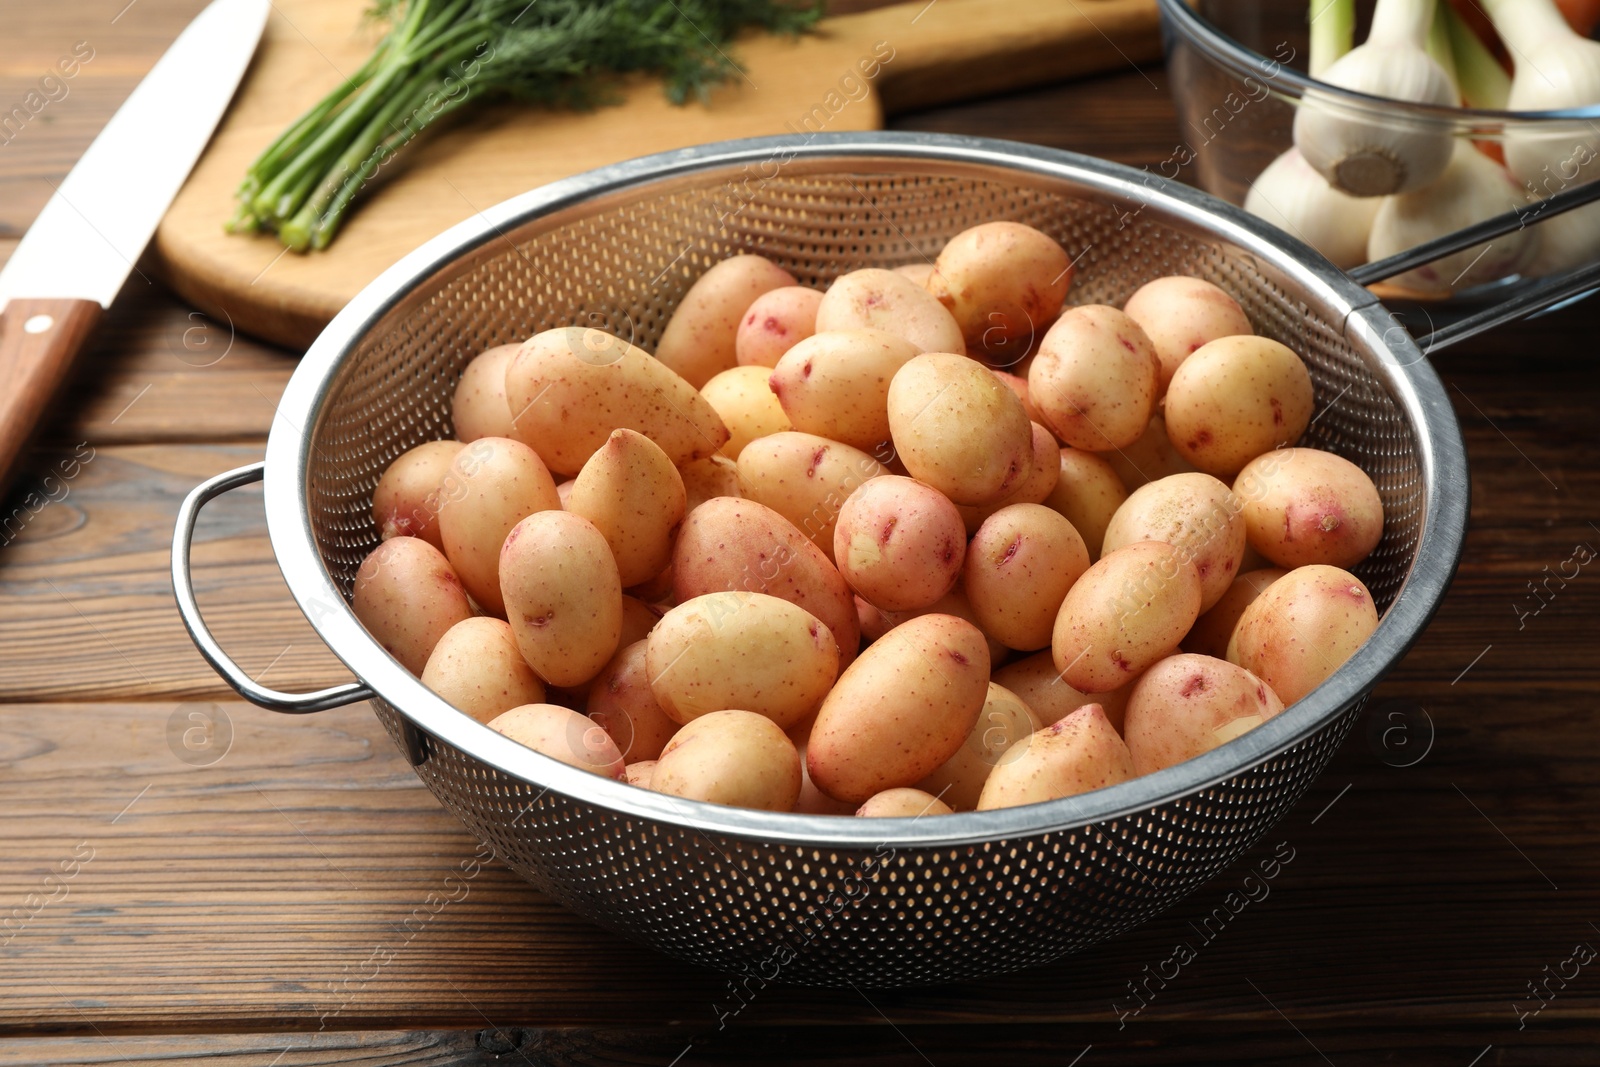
[352,536,474,675]
[421,617,546,725]
[871,581,1009,669]
[1183,568,1288,659]
[917,682,1041,811]
[1102,472,1247,613]
[991,650,1135,734]
[857,788,954,818]
[624,760,657,788]
[928,221,1073,366]
[500,511,623,688]
[566,428,687,588]
[437,436,562,616]
[1028,305,1159,452]
[815,267,965,355]
[372,440,463,550]
[652,710,802,811]
[1122,653,1284,775]
[1227,564,1379,704]
[1165,335,1314,477]
[735,285,823,368]
[955,421,1062,534]
[487,703,625,779]
[768,328,921,452]
[966,503,1089,652]
[678,454,741,514]
[452,343,519,442]
[1233,448,1384,570]
[887,352,1034,506]
[655,254,797,388]
[976,703,1136,810]
[586,639,680,764]
[736,431,888,562]
[1052,540,1202,693]
[833,475,966,612]
[1121,276,1254,395]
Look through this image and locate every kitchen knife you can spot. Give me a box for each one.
[0,0,269,493]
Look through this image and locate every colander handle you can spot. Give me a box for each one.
[172,462,374,714]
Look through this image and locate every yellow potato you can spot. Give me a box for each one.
[451,343,519,442]
[1028,305,1159,451]
[586,639,680,763]
[624,760,657,788]
[1228,564,1379,704]
[1044,447,1128,559]
[437,437,562,616]
[928,221,1073,365]
[807,614,990,803]
[793,737,856,815]
[735,285,823,368]
[499,511,623,688]
[506,327,729,476]
[955,421,1062,534]
[487,703,625,779]
[352,536,474,675]
[768,329,920,452]
[1233,448,1385,570]
[916,682,1041,811]
[736,431,888,561]
[1102,472,1247,613]
[887,352,1034,506]
[856,788,954,818]
[421,617,545,725]
[1051,540,1203,693]
[678,454,741,514]
[1105,412,1199,491]
[566,429,687,588]
[976,703,1136,810]
[672,496,861,665]
[653,710,802,811]
[372,440,463,550]
[701,366,792,460]
[655,254,797,388]
[1165,336,1315,477]
[966,504,1090,651]
[833,475,965,612]
[814,268,965,355]
[1121,276,1254,395]
[1122,653,1284,775]
[1183,568,1287,659]
[646,591,840,729]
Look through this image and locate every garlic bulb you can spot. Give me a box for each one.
[1367,141,1540,294]
[1480,0,1600,186]
[1245,147,1382,269]
[1526,199,1600,276]
[1294,0,1457,197]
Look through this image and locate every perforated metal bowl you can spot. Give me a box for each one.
[174,133,1469,988]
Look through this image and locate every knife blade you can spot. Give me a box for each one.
[0,0,269,492]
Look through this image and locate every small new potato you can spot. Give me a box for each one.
[992,650,1134,732]
[653,710,802,811]
[894,262,936,286]
[793,737,856,815]
[768,329,920,451]
[976,704,1137,810]
[993,369,1047,425]
[1105,413,1199,490]
[1121,276,1254,394]
[808,614,990,803]
[587,639,680,763]
[421,617,546,724]
[646,592,840,729]
[955,421,1062,533]
[833,475,966,612]
[678,454,741,513]
[735,285,823,368]
[1044,448,1128,559]
[872,582,1009,668]
[736,432,888,561]
[655,254,797,387]
[567,429,687,587]
[1233,448,1385,569]
[916,682,1041,811]
[437,436,562,616]
[966,504,1090,651]
[887,352,1034,506]
[1183,568,1287,659]
[1164,335,1315,477]
[1228,564,1379,704]
[487,703,625,779]
[500,511,623,688]
[856,788,954,818]
[452,343,519,442]
[701,366,792,460]
[928,221,1073,365]
[352,536,474,675]
[372,440,463,549]
[1102,472,1247,613]
[815,268,965,355]
[1028,305,1159,451]
[1122,653,1285,775]
[1052,540,1203,693]
[624,760,657,788]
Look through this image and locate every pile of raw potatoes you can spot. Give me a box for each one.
[352,219,1386,818]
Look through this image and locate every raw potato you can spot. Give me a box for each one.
[808,614,990,803]
[736,432,888,560]
[1102,473,1247,613]
[976,704,1137,810]
[421,617,546,725]
[566,429,687,587]
[1122,654,1285,775]
[624,760,657,788]
[679,454,741,513]
[965,504,1090,651]
[587,639,680,763]
[619,595,664,648]
[873,582,1009,668]
[916,682,1042,811]
[735,285,823,368]
[1052,540,1203,693]
[1164,336,1315,477]
[352,536,474,675]
[833,475,965,612]
[1233,448,1385,569]
[672,496,861,666]
[655,254,797,388]
[1028,305,1159,451]
[500,511,623,688]
[793,737,856,815]
[857,788,954,818]
[437,437,562,616]
[1183,568,1287,659]
[487,703,625,779]
[506,327,729,476]
[1106,413,1199,490]
[994,369,1048,426]
[928,221,1074,365]
[894,262,937,286]
[887,352,1034,506]
[1121,276,1254,394]
[1044,448,1128,559]
[1228,564,1379,704]
[646,592,840,729]
[955,421,1062,533]
[652,710,802,811]
[768,329,921,451]
[701,366,792,460]
[452,343,519,442]
[372,440,463,549]
[814,268,966,355]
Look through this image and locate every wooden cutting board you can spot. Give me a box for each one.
[153,0,1161,349]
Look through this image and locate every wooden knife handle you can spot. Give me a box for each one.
[0,298,102,495]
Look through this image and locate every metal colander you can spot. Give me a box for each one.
[173,133,1469,988]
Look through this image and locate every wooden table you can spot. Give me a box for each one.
[3,3,1598,1064]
